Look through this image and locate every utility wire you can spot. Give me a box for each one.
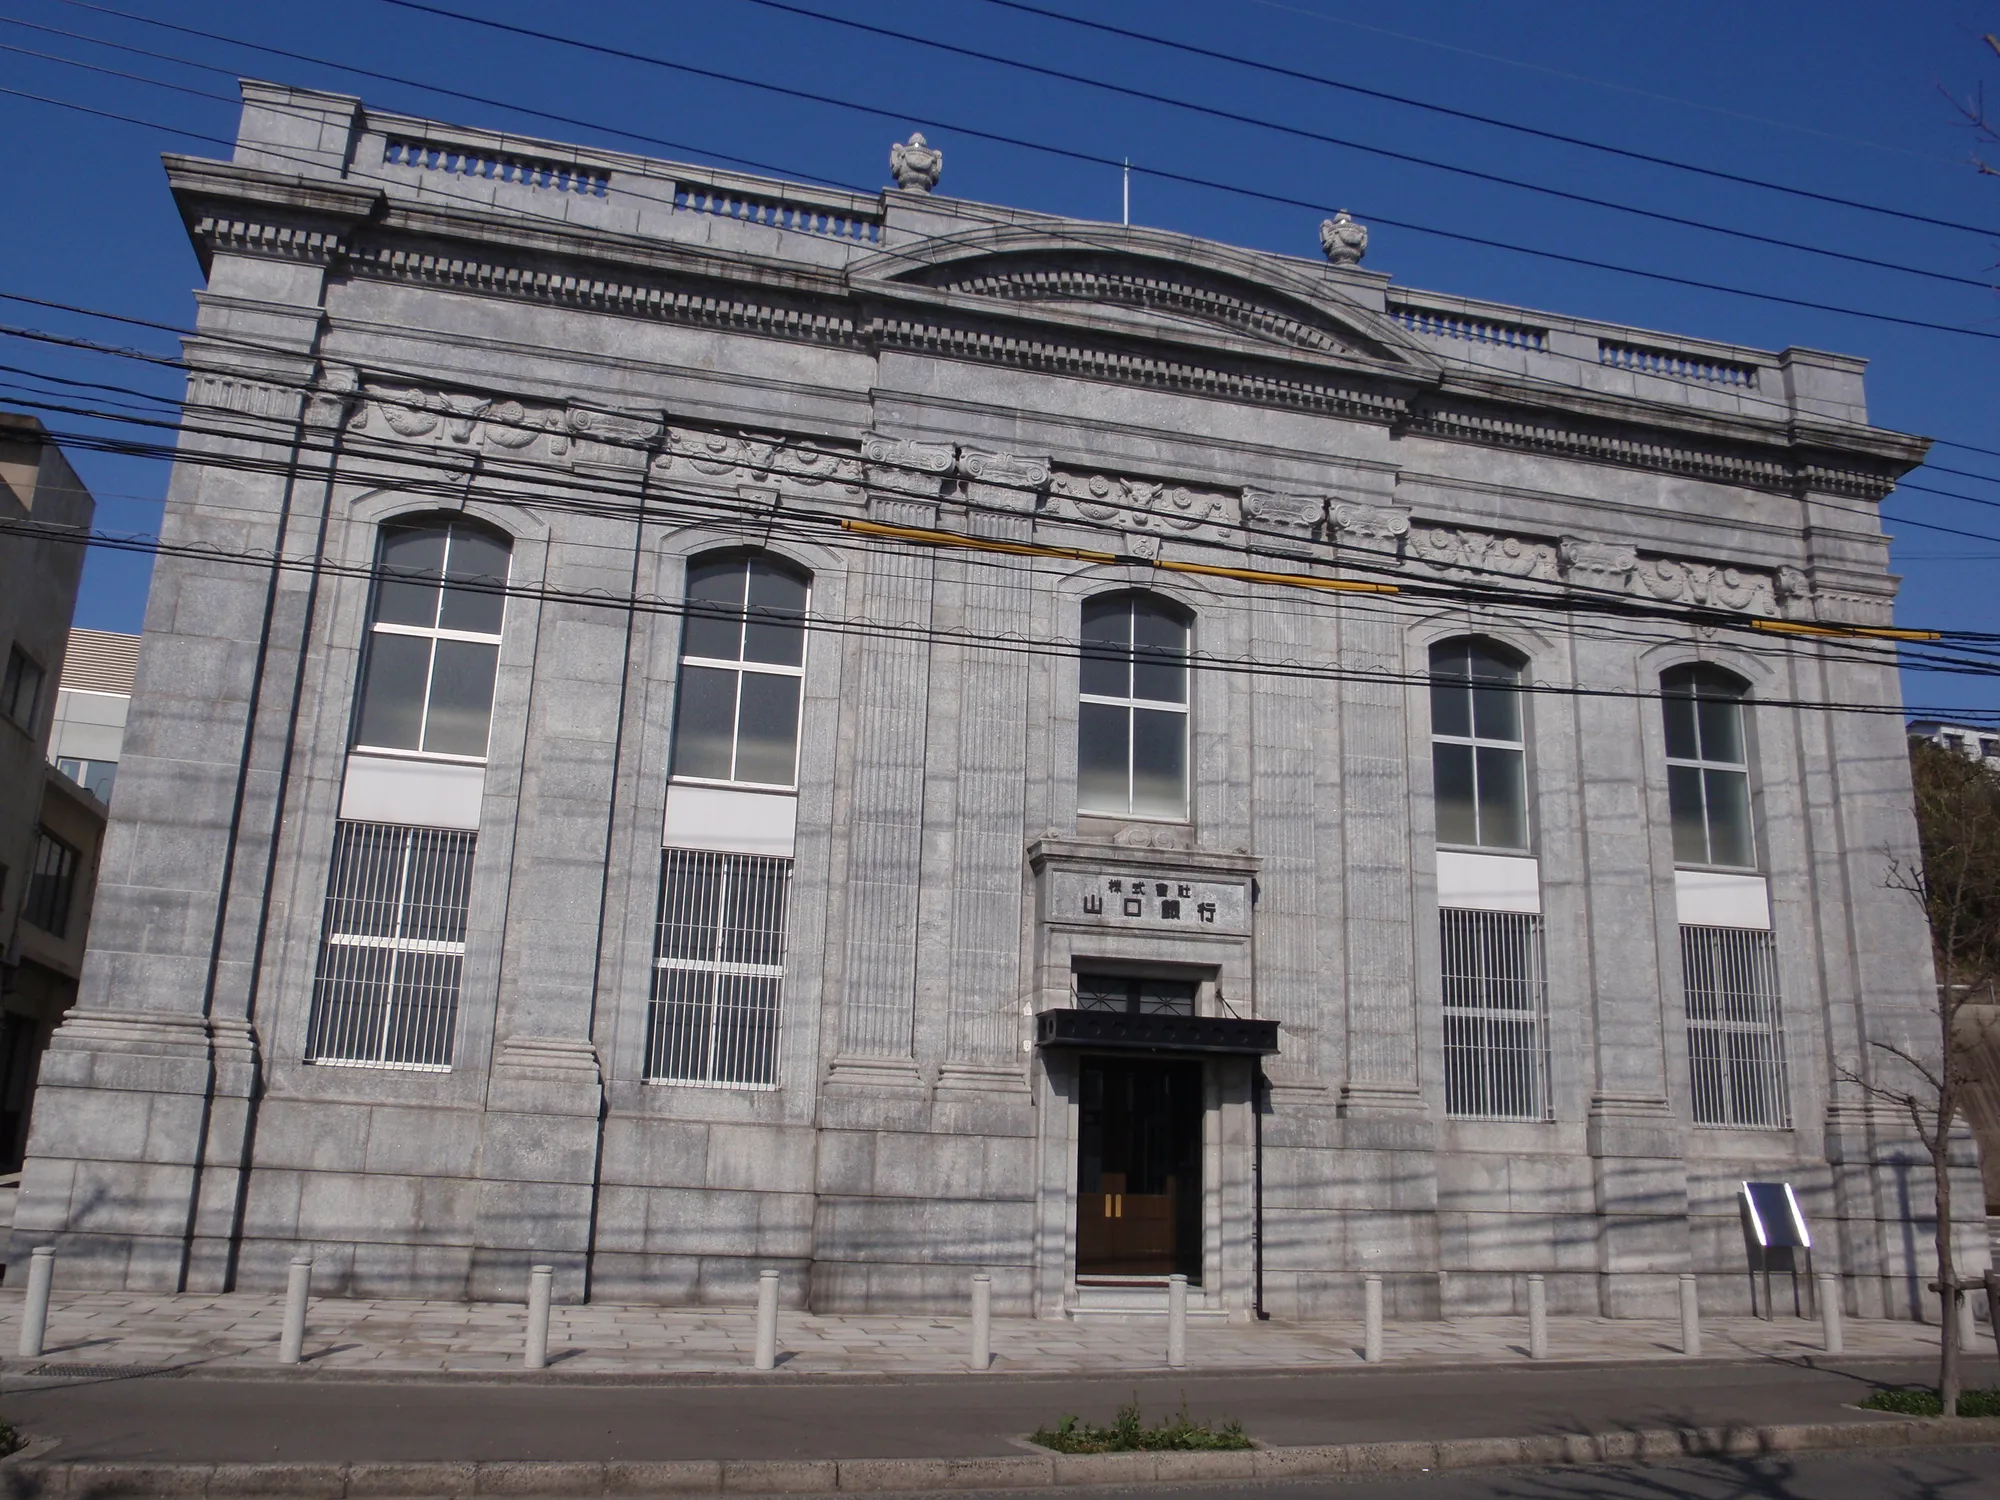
[962,0,1998,239]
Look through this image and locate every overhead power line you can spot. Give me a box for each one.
[962,0,1998,239]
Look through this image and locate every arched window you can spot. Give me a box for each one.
[353,518,511,760]
[1078,592,1190,821]
[1661,664,1753,869]
[670,553,810,789]
[1429,638,1528,850]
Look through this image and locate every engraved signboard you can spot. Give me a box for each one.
[1045,868,1251,936]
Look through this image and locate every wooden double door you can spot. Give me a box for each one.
[1076,1058,1203,1283]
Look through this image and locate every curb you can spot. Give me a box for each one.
[4,1417,2000,1496]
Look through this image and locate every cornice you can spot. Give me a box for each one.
[169,158,1924,503]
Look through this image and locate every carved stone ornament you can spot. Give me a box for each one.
[660,426,864,500]
[959,448,1051,513]
[303,362,360,429]
[890,132,944,193]
[1240,488,1324,535]
[1632,557,1777,615]
[1409,526,1558,582]
[353,382,674,470]
[1558,537,1638,586]
[862,434,955,497]
[1318,210,1368,267]
[1330,501,1410,556]
[1050,471,1237,542]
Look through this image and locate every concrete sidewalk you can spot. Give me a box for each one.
[0,1286,1981,1377]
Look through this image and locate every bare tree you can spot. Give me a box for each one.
[1845,738,2000,1415]
[1945,34,2000,177]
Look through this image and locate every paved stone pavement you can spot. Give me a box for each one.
[0,1286,1984,1376]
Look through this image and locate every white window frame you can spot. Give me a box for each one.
[1439,907,1551,1121]
[647,848,791,1088]
[1663,668,1756,870]
[670,556,810,793]
[1077,594,1191,823]
[352,524,508,764]
[1429,641,1530,852]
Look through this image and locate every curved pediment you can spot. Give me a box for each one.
[852,227,1437,374]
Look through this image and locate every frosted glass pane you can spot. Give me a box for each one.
[672,665,738,779]
[424,639,499,756]
[1668,765,1708,864]
[1077,700,1128,813]
[374,528,445,628]
[355,632,430,750]
[1704,768,1754,867]
[744,561,808,666]
[1475,744,1528,849]
[1472,680,1521,743]
[684,557,746,661]
[1131,707,1187,819]
[1663,691,1698,761]
[1698,696,1745,766]
[1131,604,1188,704]
[439,529,510,634]
[735,672,801,786]
[1432,741,1476,846]
[1080,596,1129,698]
[1430,676,1470,739]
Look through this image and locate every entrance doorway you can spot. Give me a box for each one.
[1076,1058,1203,1283]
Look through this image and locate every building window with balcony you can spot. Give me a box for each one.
[1429,638,1528,851]
[646,848,791,1087]
[305,821,476,1071]
[352,519,511,761]
[1662,664,1754,869]
[669,553,809,789]
[1078,592,1190,822]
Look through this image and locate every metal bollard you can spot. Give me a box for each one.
[1958,1285,1979,1349]
[1527,1274,1548,1360]
[279,1255,313,1365]
[1167,1273,1188,1369]
[18,1246,54,1359]
[1363,1274,1383,1364]
[524,1264,553,1370]
[1817,1272,1842,1354]
[1986,1271,2000,1351]
[753,1268,780,1371]
[969,1273,992,1372]
[1678,1273,1701,1357]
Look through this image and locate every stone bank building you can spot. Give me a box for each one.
[17,81,1979,1323]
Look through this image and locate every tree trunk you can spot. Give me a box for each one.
[1935,1126,1961,1417]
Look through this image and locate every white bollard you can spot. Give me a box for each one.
[279,1255,313,1365]
[1817,1272,1842,1354]
[1167,1273,1188,1369]
[18,1246,53,1359]
[1678,1273,1701,1357]
[969,1273,992,1373]
[1527,1274,1548,1360]
[1958,1285,1979,1349]
[754,1268,780,1371]
[524,1264,553,1370]
[1363,1274,1383,1364]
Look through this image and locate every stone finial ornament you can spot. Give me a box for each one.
[1319,210,1368,267]
[890,132,944,193]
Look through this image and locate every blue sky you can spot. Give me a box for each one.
[3,0,1997,717]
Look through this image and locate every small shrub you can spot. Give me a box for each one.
[1029,1400,1251,1453]
[1859,1386,2000,1418]
[0,1417,19,1457]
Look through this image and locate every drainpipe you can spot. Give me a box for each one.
[1252,1058,1267,1320]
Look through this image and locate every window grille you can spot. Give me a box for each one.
[353,521,510,761]
[1681,924,1789,1127]
[22,828,78,938]
[1077,593,1190,821]
[1076,972,1198,1015]
[305,821,475,1071]
[647,848,791,1087]
[1429,639,1529,850]
[1440,908,1550,1120]
[670,554,810,789]
[1662,665,1754,868]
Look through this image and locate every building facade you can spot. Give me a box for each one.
[14,82,1979,1322]
[0,418,105,1174]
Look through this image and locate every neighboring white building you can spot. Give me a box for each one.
[1908,720,2000,764]
[48,629,140,806]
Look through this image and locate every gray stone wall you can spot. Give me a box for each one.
[13,81,1979,1325]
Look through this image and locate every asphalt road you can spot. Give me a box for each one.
[1,1355,1995,1463]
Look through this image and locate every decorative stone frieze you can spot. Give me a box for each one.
[861,434,955,497]
[660,426,864,499]
[345,382,671,470]
[1240,488,1324,536]
[1409,526,1559,582]
[1048,472,1237,543]
[959,448,1051,513]
[1330,501,1411,557]
[302,362,360,429]
[1558,537,1638,588]
[1631,556,1777,615]
[184,371,303,422]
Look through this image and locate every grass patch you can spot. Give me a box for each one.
[1859,1386,2000,1417]
[0,1417,19,1457]
[1029,1400,1251,1453]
